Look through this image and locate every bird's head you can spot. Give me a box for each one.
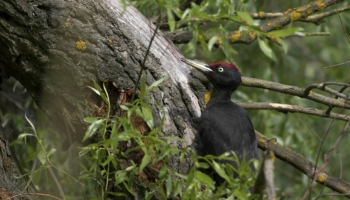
[181,58,242,91]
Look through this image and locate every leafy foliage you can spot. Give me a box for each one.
[12,79,257,199]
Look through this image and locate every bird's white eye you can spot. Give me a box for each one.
[217,67,224,72]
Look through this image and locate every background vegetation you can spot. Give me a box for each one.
[1,0,349,199]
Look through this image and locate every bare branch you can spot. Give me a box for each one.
[238,102,350,122]
[264,151,276,200]
[256,131,350,197]
[303,82,350,100]
[241,77,350,110]
[253,150,276,199]
[301,5,350,25]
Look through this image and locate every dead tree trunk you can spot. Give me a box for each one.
[0,0,201,198]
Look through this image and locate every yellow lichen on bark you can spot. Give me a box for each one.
[258,11,265,18]
[284,8,293,14]
[75,40,86,51]
[316,0,325,10]
[290,11,302,21]
[307,9,313,15]
[108,39,113,47]
[270,153,276,162]
[247,31,256,39]
[317,175,325,182]
[230,31,241,42]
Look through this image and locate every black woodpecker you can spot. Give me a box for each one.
[181,58,258,185]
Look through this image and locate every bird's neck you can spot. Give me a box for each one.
[206,88,233,107]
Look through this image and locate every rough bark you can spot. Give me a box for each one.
[0,124,35,200]
[0,0,200,198]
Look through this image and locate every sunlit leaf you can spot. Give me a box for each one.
[208,36,219,51]
[195,171,215,189]
[158,166,167,178]
[84,117,98,123]
[166,175,172,197]
[83,119,105,142]
[167,10,175,32]
[47,148,56,158]
[37,148,46,165]
[267,27,302,38]
[236,11,254,24]
[139,150,151,173]
[258,37,276,61]
[212,160,230,181]
[148,77,166,91]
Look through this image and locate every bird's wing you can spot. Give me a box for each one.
[200,102,258,161]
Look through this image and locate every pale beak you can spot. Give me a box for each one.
[181,58,212,72]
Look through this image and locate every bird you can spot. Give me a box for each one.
[181,58,258,186]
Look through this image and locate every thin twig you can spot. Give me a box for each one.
[10,192,62,200]
[238,102,350,122]
[132,11,162,102]
[333,0,350,44]
[324,60,350,68]
[48,167,65,200]
[297,113,322,141]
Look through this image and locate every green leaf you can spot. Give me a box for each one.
[236,11,254,24]
[37,148,46,165]
[93,79,102,92]
[158,166,167,178]
[125,165,135,172]
[181,8,190,20]
[142,106,154,128]
[145,191,155,200]
[174,182,183,196]
[47,148,56,158]
[24,114,36,132]
[196,162,210,169]
[195,171,215,189]
[17,133,34,140]
[212,160,230,181]
[258,37,276,61]
[139,150,151,173]
[148,77,166,91]
[115,171,127,185]
[123,181,134,195]
[102,82,110,106]
[83,119,105,142]
[208,36,218,51]
[87,86,101,96]
[166,175,172,197]
[84,117,98,123]
[267,27,302,38]
[167,10,175,32]
[120,105,129,111]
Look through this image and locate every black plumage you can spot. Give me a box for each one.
[181,58,258,185]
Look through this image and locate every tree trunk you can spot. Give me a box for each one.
[0,0,201,198]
